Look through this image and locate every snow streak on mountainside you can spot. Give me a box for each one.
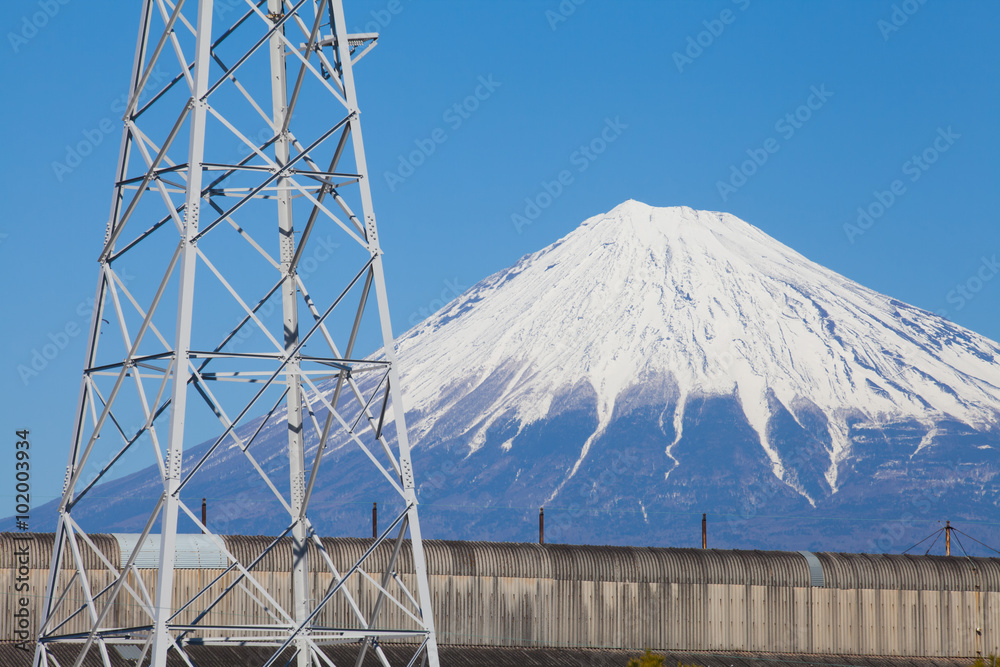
[398,201,1000,505]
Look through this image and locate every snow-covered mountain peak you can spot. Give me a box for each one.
[23,202,1000,550]
[397,202,1000,498]
[574,202,809,277]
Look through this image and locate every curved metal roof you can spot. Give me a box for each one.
[4,533,998,592]
[814,550,1000,590]
[112,533,229,569]
[0,532,119,570]
[215,538,1000,591]
[798,550,825,586]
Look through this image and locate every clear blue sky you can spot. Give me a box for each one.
[1,0,998,508]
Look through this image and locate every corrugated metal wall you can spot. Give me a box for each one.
[0,533,121,644]
[2,534,997,656]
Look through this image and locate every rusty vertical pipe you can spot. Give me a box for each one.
[946,520,951,556]
[539,507,544,544]
[201,498,207,533]
[373,502,378,539]
[702,513,707,549]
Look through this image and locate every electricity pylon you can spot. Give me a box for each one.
[34,1,439,665]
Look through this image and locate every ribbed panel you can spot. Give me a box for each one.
[0,532,119,570]
[798,550,826,587]
[112,533,229,569]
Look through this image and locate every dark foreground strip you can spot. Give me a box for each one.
[1,644,978,667]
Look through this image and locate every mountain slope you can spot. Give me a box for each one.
[399,201,1000,503]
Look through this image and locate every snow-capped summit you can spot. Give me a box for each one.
[397,201,1000,504]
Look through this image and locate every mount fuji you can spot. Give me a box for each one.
[391,200,1000,550]
[17,201,1000,553]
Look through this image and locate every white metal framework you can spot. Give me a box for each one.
[34,1,439,665]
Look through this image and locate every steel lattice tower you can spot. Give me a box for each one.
[34,1,439,665]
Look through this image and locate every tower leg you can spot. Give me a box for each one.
[267,2,311,665]
[151,1,215,664]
